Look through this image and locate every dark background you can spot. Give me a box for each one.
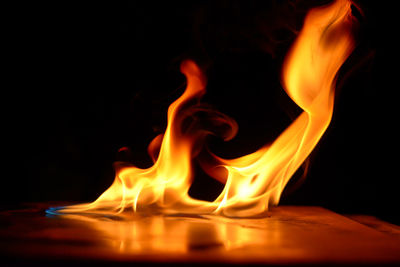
[4,1,398,224]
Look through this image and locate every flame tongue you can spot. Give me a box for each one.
[208,0,356,217]
[60,60,211,215]
[58,0,356,218]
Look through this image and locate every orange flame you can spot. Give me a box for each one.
[57,0,356,218]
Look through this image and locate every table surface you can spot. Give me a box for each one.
[1,203,399,265]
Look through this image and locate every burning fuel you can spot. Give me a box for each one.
[52,0,356,218]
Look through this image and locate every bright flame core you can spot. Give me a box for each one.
[58,0,356,218]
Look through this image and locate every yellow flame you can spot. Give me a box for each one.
[58,0,356,218]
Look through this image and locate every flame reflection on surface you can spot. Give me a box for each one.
[47,208,306,256]
[38,206,400,264]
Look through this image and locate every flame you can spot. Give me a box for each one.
[56,0,356,218]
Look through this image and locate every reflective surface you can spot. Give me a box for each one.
[1,203,400,265]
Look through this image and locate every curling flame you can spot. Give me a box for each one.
[57,0,356,218]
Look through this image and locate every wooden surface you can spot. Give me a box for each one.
[345,214,400,237]
[0,203,399,266]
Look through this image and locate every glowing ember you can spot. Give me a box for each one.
[53,0,356,218]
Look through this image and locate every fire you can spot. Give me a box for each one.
[54,0,356,218]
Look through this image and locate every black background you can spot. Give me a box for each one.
[4,1,398,224]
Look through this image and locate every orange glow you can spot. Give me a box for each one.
[58,0,356,218]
